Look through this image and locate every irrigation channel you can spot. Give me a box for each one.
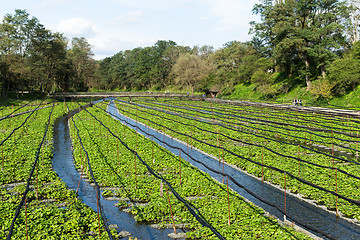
[105,99,360,240]
[52,105,184,239]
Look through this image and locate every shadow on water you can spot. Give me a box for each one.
[52,113,177,239]
[107,100,360,240]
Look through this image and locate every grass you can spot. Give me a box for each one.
[225,82,360,109]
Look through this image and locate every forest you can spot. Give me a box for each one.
[1,0,360,102]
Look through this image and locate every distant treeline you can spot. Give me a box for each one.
[2,1,360,100]
[0,9,97,96]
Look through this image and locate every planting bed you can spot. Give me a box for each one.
[1,96,359,239]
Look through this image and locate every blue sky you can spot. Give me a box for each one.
[0,0,260,59]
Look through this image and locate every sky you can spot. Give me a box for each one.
[0,0,260,60]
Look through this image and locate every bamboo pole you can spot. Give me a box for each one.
[165,184,177,234]
[227,177,231,226]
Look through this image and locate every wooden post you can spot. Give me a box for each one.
[227,177,231,226]
[136,104,138,130]
[332,128,334,155]
[179,149,182,186]
[357,130,359,157]
[152,137,155,164]
[25,196,28,240]
[335,168,339,217]
[284,173,287,221]
[261,145,264,183]
[76,168,82,195]
[248,129,251,158]
[298,144,301,178]
[217,124,219,150]
[96,188,101,238]
[222,147,225,184]
[134,152,137,189]
[165,184,177,234]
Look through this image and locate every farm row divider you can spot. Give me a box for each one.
[0,99,34,121]
[132,100,360,160]
[203,98,360,119]
[97,101,336,240]
[109,100,360,207]
[79,101,226,240]
[70,110,114,240]
[154,98,360,128]
[145,100,360,134]
[142,100,360,141]
[6,102,55,240]
[112,100,360,177]
[0,102,57,122]
[1,98,48,147]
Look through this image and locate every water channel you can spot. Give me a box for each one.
[107,99,360,240]
[52,112,179,239]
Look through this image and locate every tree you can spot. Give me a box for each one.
[0,9,79,94]
[251,0,350,90]
[29,29,69,92]
[67,37,97,91]
[328,41,360,95]
[171,53,214,96]
[212,41,259,88]
[0,9,44,94]
[348,0,360,44]
[96,40,190,91]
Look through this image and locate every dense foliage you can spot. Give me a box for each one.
[0,10,97,95]
[120,97,360,222]
[2,1,360,101]
[0,100,112,239]
[67,100,311,239]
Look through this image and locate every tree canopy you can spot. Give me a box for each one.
[2,3,360,100]
[0,9,97,96]
[251,0,350,90]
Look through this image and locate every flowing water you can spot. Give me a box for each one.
[52,114,179,239]
[107,99,360,240]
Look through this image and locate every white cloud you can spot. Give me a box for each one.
[56,18,97,37]
[113,10,145,26]
[88,32,156,60]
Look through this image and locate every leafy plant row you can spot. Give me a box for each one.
[161,99,360,132]
[68,101,311,239]
[0,99,54,119]
[139,99,360,156]
[114,99,360,222]
[0,100,110,239]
